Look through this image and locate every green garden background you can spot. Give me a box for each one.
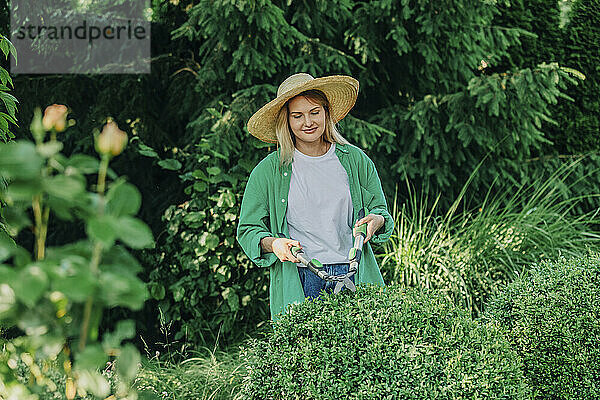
[1,0,599,398]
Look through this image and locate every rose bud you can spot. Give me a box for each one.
[30,107,45,143]
[42,104,68,132]
[96,120,128,157]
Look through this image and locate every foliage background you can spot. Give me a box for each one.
[1,0,598,352]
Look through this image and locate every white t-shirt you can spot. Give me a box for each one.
[286,142,354,264]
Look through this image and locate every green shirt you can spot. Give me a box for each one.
[236,141,394,321]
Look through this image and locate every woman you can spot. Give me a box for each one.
[236,73,394,321]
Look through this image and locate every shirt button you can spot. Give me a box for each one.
[284,172,288,176]
[281,199,285,202]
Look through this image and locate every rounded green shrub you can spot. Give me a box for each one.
[484,254,600,399]
[239,284,530,400]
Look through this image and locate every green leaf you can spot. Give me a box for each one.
[193,181,208,192]
[45,195,77,221]
[0,91,18,120]
[17,308,48,336]
[52,268,97,302]
[99,271,148,309]
[114,216,154,249]
[148,282,165,300]
[117,344,140,382]
[75,344,108,371]
[36,141,63,157]
[106,182,141,217]
[183,211,205,227]
[4,179,43,201]
[199,232,219,250]
[101,245,142,274]
[44,175,86,201]
[137,143,158,158]
[217,191,235,208]
[13,264,48,308]
[77,370,110,398]
[0,226,17,262]
[0,38,9,58]
[0,141,44,180]
[66,154,99,174]
[0,281,16,319]
[158,159,182,170]
[207,166,221,175]
[192,169,209,181]
[86,215,119,247]
[102,319,136,351]
[172,285,185,302]
[1,206,31,236]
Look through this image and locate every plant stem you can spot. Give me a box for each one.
[79,154,110,352]
[79,241,102,352]
[38,206,50,260]
[32,194,43,260]
[96,155,109,200]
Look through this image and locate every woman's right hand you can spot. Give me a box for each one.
[272,238,302,263]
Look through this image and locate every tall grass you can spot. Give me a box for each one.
[378,158,600,316]
[135,347,246,400]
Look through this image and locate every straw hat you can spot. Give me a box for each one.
[247,73,359,143]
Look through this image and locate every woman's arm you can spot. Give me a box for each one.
[236,165,302,266]
[361,156,395,244]
[261,236,302,263]
[236,167,279,268]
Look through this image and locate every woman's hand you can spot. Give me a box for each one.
[353,214,385,243]
[272,238,302,263]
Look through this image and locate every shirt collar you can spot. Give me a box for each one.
[335,142,348,153]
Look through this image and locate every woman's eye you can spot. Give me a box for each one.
[292,115,301,119]
[311,111,319,115]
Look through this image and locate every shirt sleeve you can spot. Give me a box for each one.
[236,166,279,268]
[363,156,394,244]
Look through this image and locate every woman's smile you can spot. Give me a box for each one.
[303,127,318,133]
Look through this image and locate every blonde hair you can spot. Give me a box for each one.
[275,90,350,169]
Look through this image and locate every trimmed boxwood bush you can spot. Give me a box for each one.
[239,284,530,400]
[484,254,600,399]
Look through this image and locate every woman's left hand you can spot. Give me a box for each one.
[353,213,385,243]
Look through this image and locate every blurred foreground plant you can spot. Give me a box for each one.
[378,157,600,316]
[0,105,154,399]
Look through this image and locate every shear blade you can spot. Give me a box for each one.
[333,278,356,294]
[344,277,356,292]
[333,281,345,295]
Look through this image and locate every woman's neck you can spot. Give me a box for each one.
[295,139,331,157]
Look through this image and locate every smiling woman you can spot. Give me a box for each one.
[286,91,328,155]
[237,73,394,321]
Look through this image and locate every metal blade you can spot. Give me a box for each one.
[343,277,356,292]
[333,281,345,295]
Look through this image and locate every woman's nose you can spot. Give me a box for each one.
[305,114,313,126]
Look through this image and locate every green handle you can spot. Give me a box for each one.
[356,223,367,236]
[291,246,302,256]
[348,247,356,260]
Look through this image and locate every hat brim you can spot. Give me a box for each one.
[247,75,359,143]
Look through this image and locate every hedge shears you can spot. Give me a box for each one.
[283,209,367,295]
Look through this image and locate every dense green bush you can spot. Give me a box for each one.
[484,254,600,399]
[239,284,530,400]
[378,158,600,317]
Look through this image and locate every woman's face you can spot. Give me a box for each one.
[287,95,326,146]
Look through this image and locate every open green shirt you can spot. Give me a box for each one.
[236,142,394,321]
